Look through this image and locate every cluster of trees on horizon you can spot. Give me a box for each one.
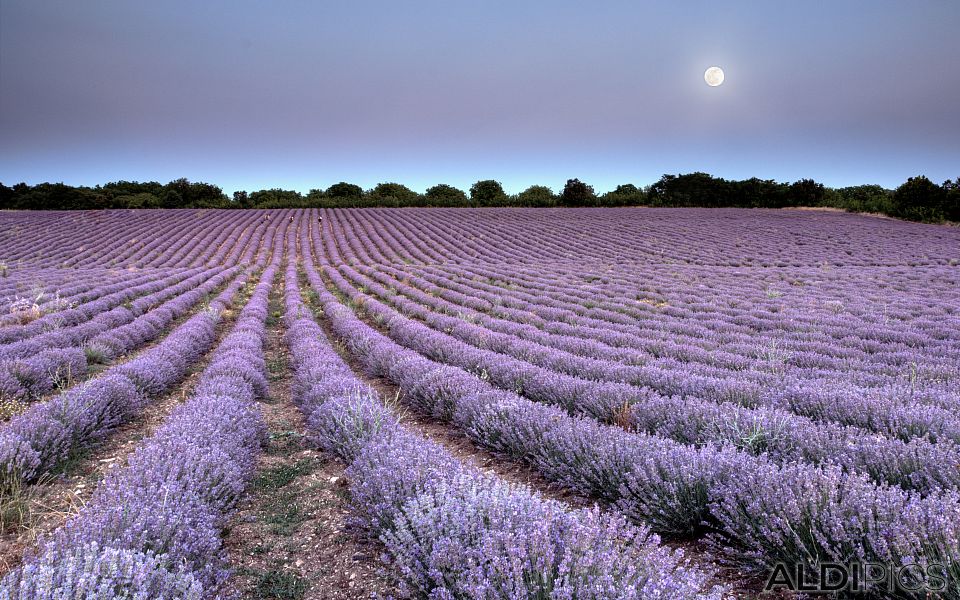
[1,173,957,223]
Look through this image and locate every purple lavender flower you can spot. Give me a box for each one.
[0,542,203,599]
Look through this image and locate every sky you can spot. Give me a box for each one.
[1,0,958,195]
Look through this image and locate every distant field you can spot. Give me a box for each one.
[1,208,958,598]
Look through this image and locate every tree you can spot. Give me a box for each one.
[732,178,786,208]
[424,184,468,206]
[600,184,645,207]
[648,173,732,207]
[100,180,164,200]
[249,188,304,208]
[516,185,557,207]
[326,182,363,199]
[833,184,892,214]
[190,183,228,208]
[159,189,184,209]
[787,179,825,207]
[0,183,12,209]
[232,190,251,208]
[892,176,947,222]
[116,192,162,209]
[369,182,419,206]
[469,180,508,206]
[942,178,960,222]
[559,179,596,207]
[163,178,227,208]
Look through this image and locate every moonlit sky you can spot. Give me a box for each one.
[1,1,958,194]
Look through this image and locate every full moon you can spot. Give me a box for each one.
[704,66,724,87]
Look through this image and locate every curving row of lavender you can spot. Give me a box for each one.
[0,207,956,596]
[361,263,958,416]
[317,206,959,267]
[386,262,957,383]
[0,209,271,269]
[0,267,233,402]
[327,263,960,494]
[0,269,160,318]
[302,227,960,598]
[0,217,288,597]
[0,209,265,310]
[306,207,960,595]
[0,217,284,500]
[0,268,246,494]
[0,211,276,413]
[314,211,959,456]
[357,260,956,409]
[0,210,272,331]
[0,212,280,350]
[280,221,723,598]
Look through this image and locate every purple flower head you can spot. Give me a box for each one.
[115,357,180,396]
[0,542,204,599]
[346,428,465,533]
[0,431,40,492]
[40,482,226,589]
[307,389,400,461]
[200,358,268,400]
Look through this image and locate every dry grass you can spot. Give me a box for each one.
[0,476,30,534]
[611,400,634,431]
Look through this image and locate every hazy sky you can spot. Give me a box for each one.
[1,1,958,194]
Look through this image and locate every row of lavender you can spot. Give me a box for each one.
[0,207,954,595]
[0,213,274,412]
[0,209,270,270]
[0,269,201,335]
[4,208,956,271]
[316,208,957,424]
[281,223,723,598]
[0,269,245,495]
[0,209,271,326]
[303,221,960,596]
[329,264,960,495]
[0,219,287,597]
[354,262,958,430]
[330,264,960,495]
[316,207,959,267]
[321,208,958,434]
[0,269,156,316]
[0,209,271,374]
[0,267,233,405]
[314,212,957,445]
[404,261,958,381]
[312,209,945,391]
[0,216,283,502]
[0,210,270,341]
[0,211,173,268]
[0,209,258,311]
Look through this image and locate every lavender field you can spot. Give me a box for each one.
[0,208,958,598]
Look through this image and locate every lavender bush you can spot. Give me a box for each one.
[301,252,960,596]
[1,206,956,596]
[0,217,287,596]
[0,542,203,600]
[278,233,725,599]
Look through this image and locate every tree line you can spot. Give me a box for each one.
[1,174,957,223]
